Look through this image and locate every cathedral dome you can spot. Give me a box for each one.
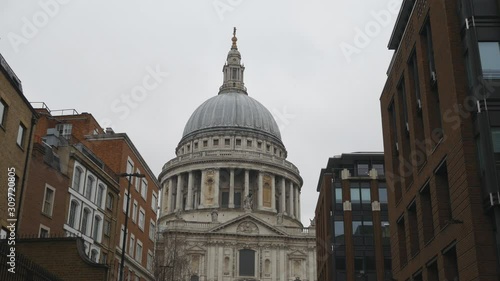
[182,91,282,141]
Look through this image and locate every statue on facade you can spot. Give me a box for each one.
[243,194,253,211]
[276,212,284,225]
[211,210,218,222]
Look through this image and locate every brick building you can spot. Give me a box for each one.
[0,53,38,239]
[17,104,121,281]
[315,153,389,281]
[84,131,160,281]
[380,0,500,280]
[20,103,159,281]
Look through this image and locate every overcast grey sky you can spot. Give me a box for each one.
[1,0,402,225]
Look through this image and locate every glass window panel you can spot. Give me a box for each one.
[352,221,363,235]
[335,188,343,203]
[373,164,385,176]
[354,257,364,271]
[478,42,500,79]
[361,188,371,203]
[334,221,344,244]
[492,128,500,153]
[357,163,369,176]
[0,100,6,126]
[379,187,388,204]
[350,186,361,203]
[335,257,346,270]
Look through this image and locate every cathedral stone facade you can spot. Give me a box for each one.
[157,31,316,281]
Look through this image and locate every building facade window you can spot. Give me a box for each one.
[39,225,50,238]
[373,163,385,176]
[492,128,500,152]
[96,184,105,208]
[0,99,7,127]
[141,179,148,199]
[55,123,72,139]
[85,176,95,200]
[478,42,500,79]
[129,234,135,255]
[68,200,79,228]
[132,201,138,223]
[90,249,98,262]
[81,208,91,236]
[378,185,388,204]
[239,249,255,276]
[123,191,129,213]
[334,221,345,245]
[147,250,154,271]
[103,219,111,236]
[149,220,156,241]
[136,240,143,262]
[106,193,114,210]
[17,123,26,147]
[73,167,83,191]
[42,185,55,216]
[151,192,158,212]
[356,163,369,176]
[93,216,102,241]
[139,208,145,230]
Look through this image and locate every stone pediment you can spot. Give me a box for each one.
[186,245,206,254]
[288,249,307,259]
[209,214,288,236]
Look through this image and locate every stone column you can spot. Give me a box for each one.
[229,168,235,208]
[280,178,286,214]
[289,182,295,219]
[244,170,249,197]
[200,170,206,209]
[258,171,263,210]
[294,185,300,219]
[271,174,276,212]
[186,171,194,210]
[213,169,220,208]
[167,178,173,213]
[176,174,183,211]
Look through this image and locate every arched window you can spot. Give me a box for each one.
[90,249,98,262]
[96,184,105,208]
[265,259,271,275]
[68,200,79,228]
[85,176,95,200]
[93,215,102,241]
[239,249,255,277]
[81,208,91,235]
[73,167,83,191]
[106,192,114,210]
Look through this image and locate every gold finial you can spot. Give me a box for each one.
[231,27,238,49]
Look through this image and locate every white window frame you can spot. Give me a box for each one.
[147,250,154,271]
[123,190,129,213]
[132,200,138,223]
[138,207,145,231]
[136,240,143,263]
[93,214,103,242]
[17,123,26,147]
[96,183,106,208]
[149,219,156,241]
[42,184,56,217]
[129,234,135,255]
[85,174,96,201]
[151,191,158,213]
[39,224,50,238]
[141,178,148,200]
[73,165,84,192]
[135,168,141,191]
[68,199,81,229]
[126,157,134,184]
[81,207,92,236]
[0,98,7,127]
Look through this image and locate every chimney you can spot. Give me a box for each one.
[105,127,115,134]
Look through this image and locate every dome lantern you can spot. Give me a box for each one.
[219,27,247,95]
